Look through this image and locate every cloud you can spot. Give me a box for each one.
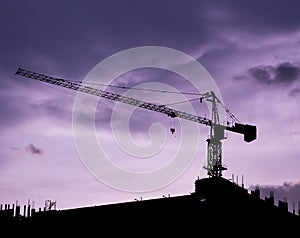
[26,143,43,156]
[247,62,300,86]
[250,181,300,212]
[289,131,300,136]
[289,88,300,97]
[0,74,75,134]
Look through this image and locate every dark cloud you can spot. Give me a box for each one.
[0,0,211,81]
[0,0,300,82]
[289,88,300,97]
[1,0,300,95]
[250,181,300,212]
[26,143,43,155]
[247,62,300,86]
[205,0,300,34]
[248,65,273,84]
[275,62,300,84]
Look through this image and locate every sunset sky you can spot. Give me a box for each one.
[1,0,300,211]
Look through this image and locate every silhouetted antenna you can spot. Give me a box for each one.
[298,201,300,216]
[293,202,295,215]
[242,174,244,188]
[268,191,275,205]
[23,205,26,217]
[27,202,31,217]
[32,201,35,209]
[15,203,20,218]
[236,175,238,186]
[232,174,234,183]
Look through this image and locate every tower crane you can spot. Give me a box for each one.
[15,68,257,178]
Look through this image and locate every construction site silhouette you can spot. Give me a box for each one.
[1,177,299,235]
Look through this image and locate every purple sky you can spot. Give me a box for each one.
[1,0,300,211]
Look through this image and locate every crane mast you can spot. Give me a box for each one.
[15,68,257,178]
[201,92,227,177]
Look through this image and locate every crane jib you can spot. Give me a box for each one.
[15,68,256,140]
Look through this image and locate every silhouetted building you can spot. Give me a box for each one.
[1,177,299,235]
